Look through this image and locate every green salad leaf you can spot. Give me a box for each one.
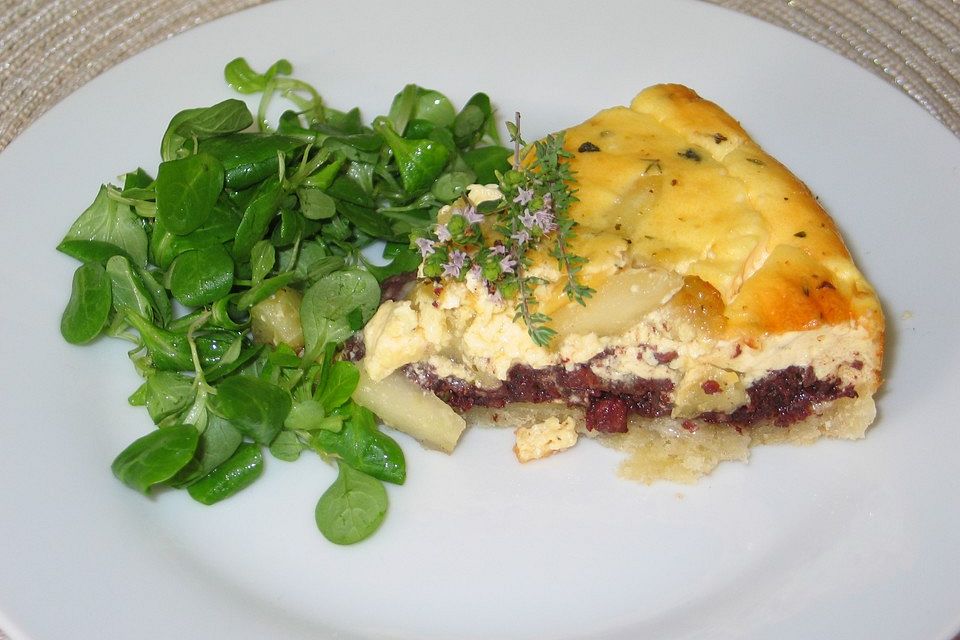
[57,57,510,544]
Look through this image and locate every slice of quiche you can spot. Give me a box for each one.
[352,84,884,482]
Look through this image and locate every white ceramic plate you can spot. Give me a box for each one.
[1,1,958,638]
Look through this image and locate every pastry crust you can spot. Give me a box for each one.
[354,85,885,480]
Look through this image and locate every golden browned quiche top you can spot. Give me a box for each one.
[353,85,884,469]
[553,84,882,352]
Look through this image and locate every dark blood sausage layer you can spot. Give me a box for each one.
[404,362,673,433]
[379,271,418,303]
[703,366,857,427]
[403,362,856,434]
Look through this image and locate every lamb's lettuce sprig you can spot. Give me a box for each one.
[56,58,513,544]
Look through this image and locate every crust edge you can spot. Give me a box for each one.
[466,394,876,484]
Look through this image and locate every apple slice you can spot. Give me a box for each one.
[353,365,466,453]
[551,267,682,337]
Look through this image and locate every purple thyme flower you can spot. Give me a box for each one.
[490,242,507,255]
[415,237,436,257]
[532,208,557,232]
[513,187,534,205]
[511,229,531,245]
[442,249,468,278]
[468,263,483,281]
[460,204,484,225]
[435,223,452,242]
[499,254,517,274]
[519,209,537,229]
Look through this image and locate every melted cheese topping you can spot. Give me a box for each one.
[360,84,884,418]
[565,85,881,341]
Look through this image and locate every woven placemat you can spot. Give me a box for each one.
[0,0,264,152]
[706,0,960,137]
[1,1,958,639]
[1,0,959,153]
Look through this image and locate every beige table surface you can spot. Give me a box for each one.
[1,0,958,638]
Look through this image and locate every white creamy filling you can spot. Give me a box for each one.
[514,416,579,462]
[361,273,875,418]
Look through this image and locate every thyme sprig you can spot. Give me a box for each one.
[523,124,592,308]
[414,113,593,347]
